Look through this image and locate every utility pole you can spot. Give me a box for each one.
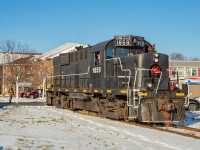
[2,60,4,96]
[2,52,11,96]
[2,53,5,96]
[16,75,19,105]
[42,77,46,98]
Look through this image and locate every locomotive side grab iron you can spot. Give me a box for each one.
[45,35,185,123]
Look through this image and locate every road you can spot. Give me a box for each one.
[0,98,200,150]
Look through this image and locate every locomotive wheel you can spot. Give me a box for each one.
[124,105,129,121]
[61,96,67,109]
[61,100,67,109]
[53,96,61,108]
[69,98,76,111]
[52,98,57,106]
[46,93,52,106]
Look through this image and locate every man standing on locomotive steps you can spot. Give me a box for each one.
[8,87,14,103]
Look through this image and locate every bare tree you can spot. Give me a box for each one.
[169,52,186,61]
[170,52,200,61]
[0,40,35,94]
[32,58,53,89]
[188,57,200,61]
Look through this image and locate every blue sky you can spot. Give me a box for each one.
[0,0,200,57]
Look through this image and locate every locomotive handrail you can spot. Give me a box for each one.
[133,68,162,106]
[47,66,90,78]
[42,67,90,98]
[184,93,192,106]
[105,57,132,107]
[156,71,162,93]
[184,83,192,106]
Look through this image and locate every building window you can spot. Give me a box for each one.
[71,53,74,62]
[186,67,191,77]
[85,50,88,59]
[186,67,198,77]
[80,51,83,60]
[192,68,198,76]
[75,53,78,61]
[173,67,184,77]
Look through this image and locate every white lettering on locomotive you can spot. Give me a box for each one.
[93,67,101,73]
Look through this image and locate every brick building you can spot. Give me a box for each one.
[169,60,200,98]
[0,43,87,96]
[169,61,200,85]
[0,52,42,96]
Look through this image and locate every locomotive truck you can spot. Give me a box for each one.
[45,35,185,123]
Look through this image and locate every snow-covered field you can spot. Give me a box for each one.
[0,97,200,150]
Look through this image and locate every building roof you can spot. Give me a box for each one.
[169,60,200,67]
[38,43,88,60]
[0,52,42,64]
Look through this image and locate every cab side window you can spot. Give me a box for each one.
[106,48,114,59]
[94,51,101,65]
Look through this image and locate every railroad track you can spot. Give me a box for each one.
[77,110,200,140]
[123,121,200,140]
[164,124,200,140]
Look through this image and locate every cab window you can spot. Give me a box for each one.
[94,51,101,65]
[106,48,114,59]
[115,48,129,57]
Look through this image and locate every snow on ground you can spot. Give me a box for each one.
[174,111,200,129]
[169,103,200,129]
[0,97,200,150]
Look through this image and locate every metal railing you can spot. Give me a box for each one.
[42,67,90,98]
[105,57,131,107]
[133,68,162,107]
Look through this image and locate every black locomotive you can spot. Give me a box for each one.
[46,35,185,123]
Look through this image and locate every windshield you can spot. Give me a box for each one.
[106,46,144,59]
[115,48,129,57]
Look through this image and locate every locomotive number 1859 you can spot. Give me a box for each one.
[115,39,130,46]
[93,67,101,73]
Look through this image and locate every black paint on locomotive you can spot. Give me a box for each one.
[46,35,185,123]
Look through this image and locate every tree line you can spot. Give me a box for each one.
[170,52,200,61]
[0,40,52,94]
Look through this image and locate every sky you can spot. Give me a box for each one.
[0,0,200,58]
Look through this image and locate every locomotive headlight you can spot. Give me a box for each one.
[154,53,159,58]
[153,58,159,63]
[146,82,153,88]
[175,83,179,88]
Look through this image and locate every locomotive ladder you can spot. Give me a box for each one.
[184,84,193,107]
[128,68,162,119]
[106,57,133,117]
